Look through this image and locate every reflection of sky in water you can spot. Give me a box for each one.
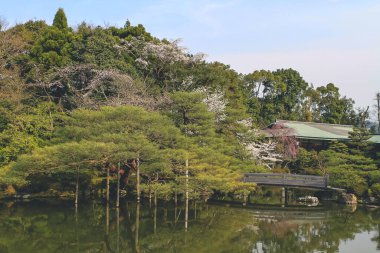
[339,231,378,253]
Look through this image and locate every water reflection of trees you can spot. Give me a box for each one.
[0,201,380,253]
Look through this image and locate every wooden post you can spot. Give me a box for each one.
[136,157,140,203]
[154,187,157,206]
[174,174,178,205]
[106,202,109,235]
[194,202,197,220]
[285,188,288,206]
[185,156,190,231]
[135,202,140,250]
[243,193,247,206]
[164,208,167,222]
[116,207,120,253]
[75,166,79,206]
[185,195,189,232]
[154,201,157,234]
[149,184,152,207]
[116,162,120,208]
[174,204,178,225]
[75,197,79,253]
[281,187,286,207]
[106,166,110,203]
[185,158,189,230]
[377,93,380,133]
[185,158,189,201]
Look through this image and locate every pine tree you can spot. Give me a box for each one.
[318,128,377,195]
[347,127,371,155]
[53,8,68,30]
[169,92,215,138]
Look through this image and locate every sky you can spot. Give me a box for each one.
[2,0,380,114]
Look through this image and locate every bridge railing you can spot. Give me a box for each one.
[243,173,329,189]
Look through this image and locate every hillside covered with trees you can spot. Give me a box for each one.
[0,9,379,202]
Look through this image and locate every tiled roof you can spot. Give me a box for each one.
[370,135,380,144]
[263,120,380,144]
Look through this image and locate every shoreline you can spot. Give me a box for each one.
[1,193,379,208]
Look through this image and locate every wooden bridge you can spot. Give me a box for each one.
[242,173,346,206]
[243,173,329,189]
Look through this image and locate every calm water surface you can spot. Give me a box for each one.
[0,199,379,253]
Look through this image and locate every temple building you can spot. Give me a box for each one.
[262,120,380,151]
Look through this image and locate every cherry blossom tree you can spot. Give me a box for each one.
[115,37,205,90]
[33,65,170,110]
[266,122,299,159]
[195,87,227,122]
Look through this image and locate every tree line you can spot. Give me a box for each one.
[0,9,379,202]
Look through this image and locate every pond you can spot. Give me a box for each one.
[0,199,379,253]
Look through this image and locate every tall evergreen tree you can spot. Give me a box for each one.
[53,8,68,30]
[347,127,372,155]
[169,92,215,138]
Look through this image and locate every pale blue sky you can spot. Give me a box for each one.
[2,0,380,112]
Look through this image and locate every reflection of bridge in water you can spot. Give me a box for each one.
[249,207,335,253]
[251,209,329,222]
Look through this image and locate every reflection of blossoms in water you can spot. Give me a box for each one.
[195,87,227,122]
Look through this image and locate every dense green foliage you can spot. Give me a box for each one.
[0,9,378,201]
[9,105,259,199]
[290,128,378,198]
[244,70,357,125]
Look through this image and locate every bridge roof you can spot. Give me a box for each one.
[263,120,380,143]
[370,135,380,143]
